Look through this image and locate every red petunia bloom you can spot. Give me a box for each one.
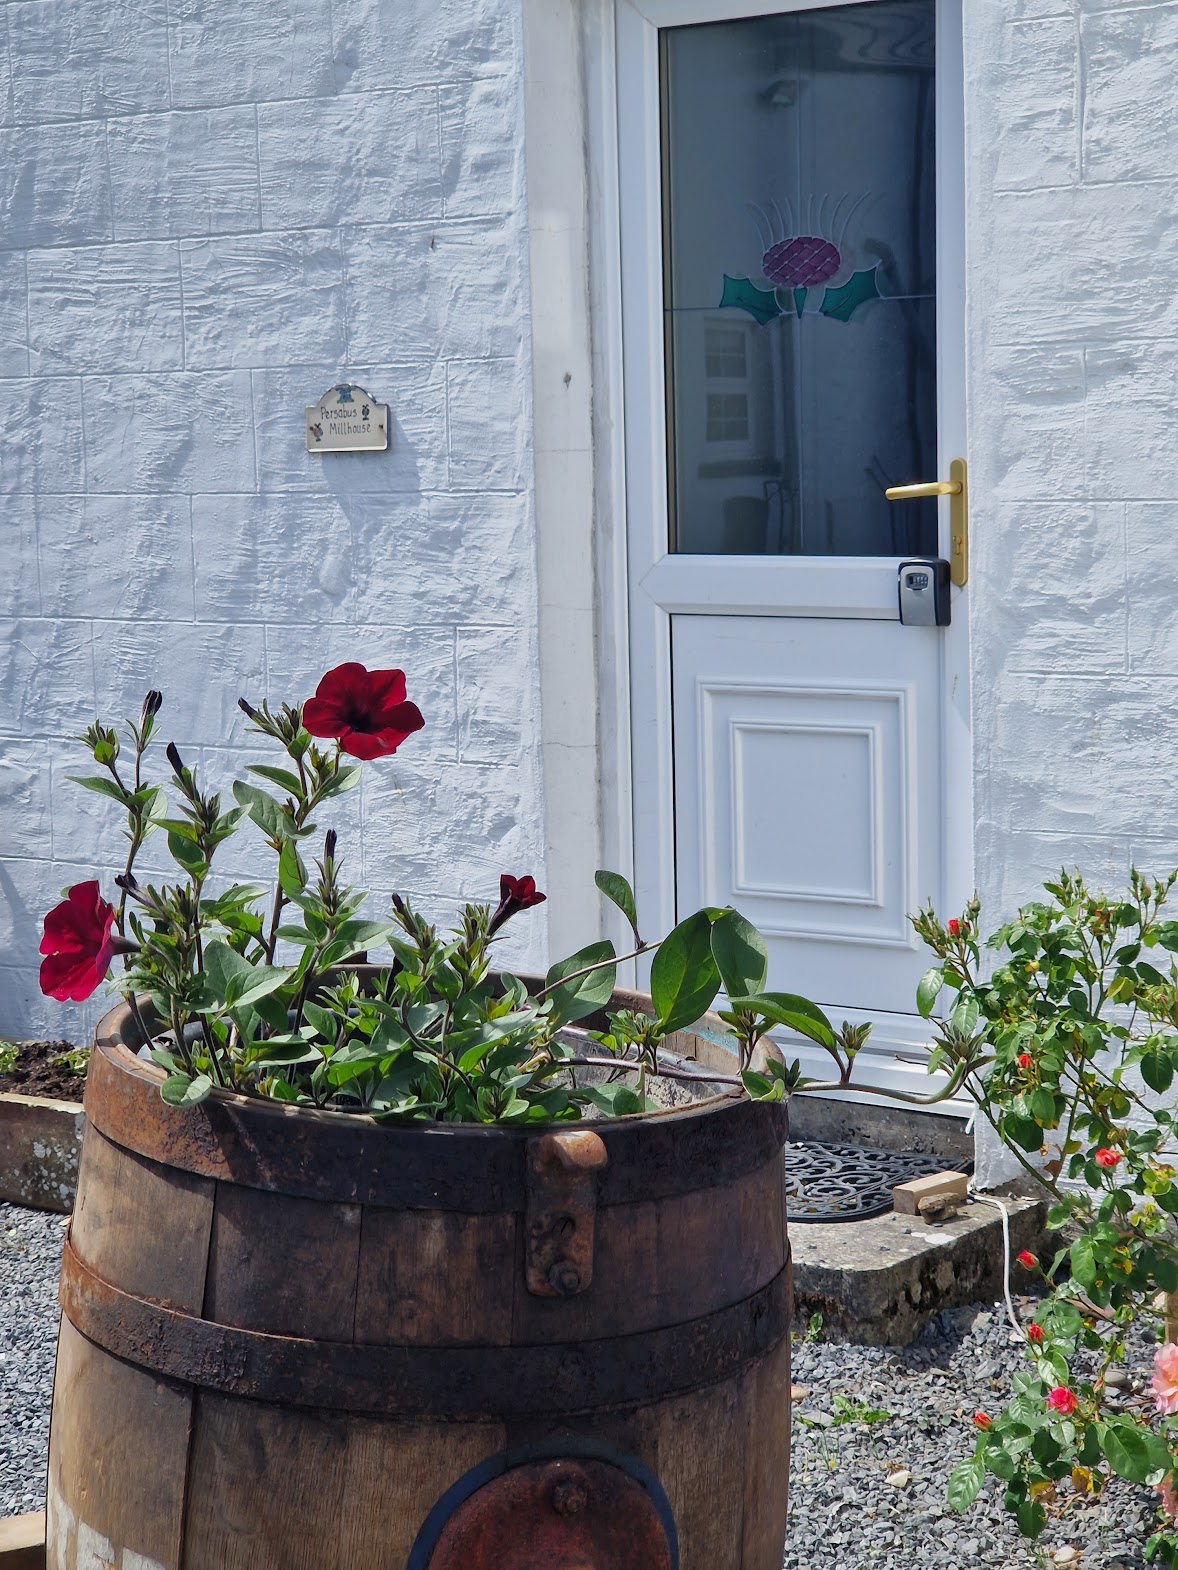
[39,881,116,1001]
[1017,1250,1038,1271]
[1047,1386,1078,1417]
[302,663,424,761]
[1026,1322,1044,1344]
[488,874,547,936]
[1094,1147,1121,1169]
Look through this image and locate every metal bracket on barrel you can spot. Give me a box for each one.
[525,1130,608,1298]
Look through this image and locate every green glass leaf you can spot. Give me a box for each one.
[650,911,721,1033]
[819,265,881,323]
[710,910,768,1002]
[719,273,783,326]
[595,870,640,941]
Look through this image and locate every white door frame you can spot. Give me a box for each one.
[585,0,972,1094]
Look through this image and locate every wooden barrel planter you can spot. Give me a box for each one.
[46,993,791,1570]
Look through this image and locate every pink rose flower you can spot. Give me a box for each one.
[1153,1344,1178,1415]
[1046,1387,1078,1417]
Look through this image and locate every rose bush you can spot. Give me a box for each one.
[46,664,971,1125]
[915,871,1178,1563]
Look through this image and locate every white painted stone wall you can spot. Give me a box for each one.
[966,0,1178,1183]
[0,0,550,1043]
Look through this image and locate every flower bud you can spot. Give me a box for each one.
[947,918,961,938]
[1016,1250,1038,1270]
[166,742,186,778]
[972,1412,992,1431]
[1026,1322,1044,1344]
[1094,1147,1121,1169]
[1017,1052,1032,1070]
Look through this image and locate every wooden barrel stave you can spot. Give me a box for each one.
[48,1003,791,1570]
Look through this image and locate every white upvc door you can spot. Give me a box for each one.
[614,0,970,1101]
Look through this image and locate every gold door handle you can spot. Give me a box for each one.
[884,457,968,587]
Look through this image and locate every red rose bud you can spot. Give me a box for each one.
[1047,1386,1079,1417]
[947,918,961,938]
[1094,1148,1121,1169]
[972,1412,992,1431]
[1017,1052,1033,1070]
[489,874,547,936]
[1026,1323,1044,1344]
[1016,1250,1038,1270]
[303,662,425,761]
[39,881,117,1002]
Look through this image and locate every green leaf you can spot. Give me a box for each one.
[545,941,617,1026]
[710,909,768,1001]
[1100,1418,1172,1484]
[166,830,207,876]
[1028,1087,1056,1125]
[947,1452,985,1512]
[1013,1495,1046,1539]
[595,870,640,941]
[316,764,362,803]
[740,1068,784,1102]
[916,966,944,1019]
[232,780,298,842]
[67,774,130,806]
[950,993,980,1035]
[650,911,722,1033]
[1142,1049,1175,1095]
[278,840,307,899]
[1070,1232,1099,1292]
[247,764,304,796]
[159,1072,213,1107]
[728,992,836,1051]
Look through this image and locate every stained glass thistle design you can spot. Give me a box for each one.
[720,193,882,325]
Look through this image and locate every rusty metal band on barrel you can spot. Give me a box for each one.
[84,1027,789,1212]
[59,1239,788,1420]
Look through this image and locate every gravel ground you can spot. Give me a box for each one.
[0,1204,65,1517]
[0,1201,1163,1564]
[784,1302,1157,1570]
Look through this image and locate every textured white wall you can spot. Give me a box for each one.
[0,0,551,1043]
[966,0,1178,1183]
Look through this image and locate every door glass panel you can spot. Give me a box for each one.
[662,1,937,556]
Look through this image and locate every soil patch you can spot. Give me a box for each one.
[0,1040,86,1102]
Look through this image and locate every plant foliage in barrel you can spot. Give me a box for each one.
[43,662,977,1120]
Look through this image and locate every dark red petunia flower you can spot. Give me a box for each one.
[39,881,117,1002]
[488,874,546,936]
[302,663,424,761]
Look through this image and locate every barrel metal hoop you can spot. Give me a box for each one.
[59,1238,789,1420]
[85,1010,789,1212]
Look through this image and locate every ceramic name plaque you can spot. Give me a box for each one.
[305,384,388,452]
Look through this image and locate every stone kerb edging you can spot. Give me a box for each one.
[0,1092,84,1213]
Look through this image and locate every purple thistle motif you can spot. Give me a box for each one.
[762,236,841,290]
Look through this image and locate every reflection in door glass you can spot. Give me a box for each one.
[662,1,937,556]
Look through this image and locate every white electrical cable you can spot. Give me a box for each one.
[969,1185,1025,1339]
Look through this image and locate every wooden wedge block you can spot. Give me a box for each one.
[892,1170,969,1217]
[0,1511,46,1570]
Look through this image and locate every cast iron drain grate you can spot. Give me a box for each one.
[784,1141,973,1223]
